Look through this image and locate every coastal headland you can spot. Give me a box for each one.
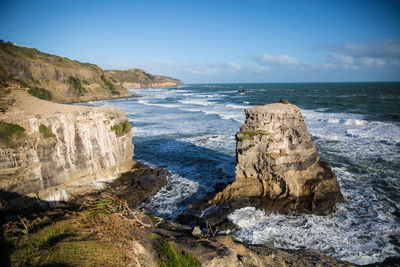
[0,42,397,266]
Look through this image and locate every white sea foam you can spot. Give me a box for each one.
[228,202,399,264]
[141,173,199,218]
[137,99,180,108]
[178,104,245,123]
[179,99,213,106]
[226,104,249,110]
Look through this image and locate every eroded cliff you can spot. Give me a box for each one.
[0,90,134,203]
[210,102,343,215]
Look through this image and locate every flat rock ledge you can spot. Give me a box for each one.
[211,102,343,215]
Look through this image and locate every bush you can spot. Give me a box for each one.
[27,87,52,100]
[101,75,119,95]
[68,76,86,96]
[111,121,131,137]
[155,241,200,267]
[279,98,289,104]
[39,124,55,138]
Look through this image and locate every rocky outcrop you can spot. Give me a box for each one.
[0,90,134,203]
[95,161,169,208]
[152,221,354,267]
[107,68,183,89]
[210,102,343,215]
[0,40,131,103]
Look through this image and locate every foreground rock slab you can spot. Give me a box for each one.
[210,102,343,215]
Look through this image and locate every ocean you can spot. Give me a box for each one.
[87,82,400,264]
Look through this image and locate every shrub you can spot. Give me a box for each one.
[101,75,119,95]
[68,76,86,96]
[155,241,201,267]
[279,98,289,104]
[39,124,55,138]
[27,87,52,100]
[111,121,131,137]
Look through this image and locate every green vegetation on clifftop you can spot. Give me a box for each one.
[0,121,25,146]
[107,68,183,88]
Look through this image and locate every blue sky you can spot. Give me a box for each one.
[0,0,399,83]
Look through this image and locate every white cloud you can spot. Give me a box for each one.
[227,61,242,71]
[252,64,271,73]
[333,54,354,65]
[321,40,400,58]
[323,63,336,71]
[190,68,220,75]
[360,57,386,67]
[258,54,300,65]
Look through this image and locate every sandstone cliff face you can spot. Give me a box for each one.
[211,102,343,215]
[0,40,131,103]
[0,90,134,203]
[107,68,183,89]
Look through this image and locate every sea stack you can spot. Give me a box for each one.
[210,101,343,215]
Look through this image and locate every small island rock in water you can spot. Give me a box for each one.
[210,101,344,215]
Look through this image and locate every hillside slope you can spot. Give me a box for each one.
[107,68,183,89]
[0,40,130,103]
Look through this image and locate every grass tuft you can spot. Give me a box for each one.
[148,215,164,225]
[85,198,126,217]
[155,240,201,267]
[230,235,239,242]
[239,144,255,153]
[147,233,158,239]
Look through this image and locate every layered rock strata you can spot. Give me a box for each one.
[0,90,134,203]
[210,102,343,215]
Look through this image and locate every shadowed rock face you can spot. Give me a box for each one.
[210,103,343,215]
